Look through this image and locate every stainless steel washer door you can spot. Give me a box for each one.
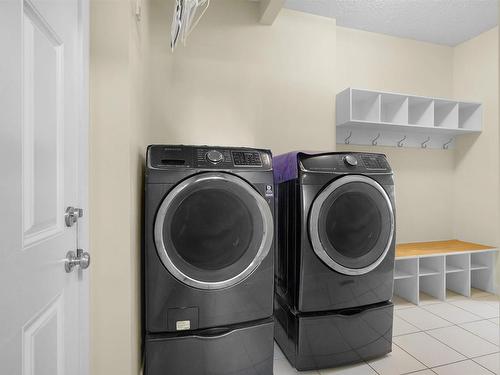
[154,172,273,290]
[309,175,394,275]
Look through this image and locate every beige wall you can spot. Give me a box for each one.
[90,0,150,374]
[90,2,499,374]
[335,27,456,243]
[452,27,499,247]
[148,0,336,154]
[90,2,132,374]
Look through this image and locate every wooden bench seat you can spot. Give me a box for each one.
[396,240,495,258]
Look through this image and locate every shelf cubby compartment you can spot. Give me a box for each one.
[434,100,458,129]
[446,272,470,298]
[420,274,445,301]
[471,251,496,293]
[395,258,417,280]
[419,256,445,300]
[394,258,418,304]
[458,102,482,130]
[408,97,434,126]
[394,276,419,305]
[445,253,469,273]
[445,254,470,297]
[381,93,408,124]
[419,256,443,276]
[351,89,381,122]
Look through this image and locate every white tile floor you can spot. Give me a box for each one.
[273,289,500,374]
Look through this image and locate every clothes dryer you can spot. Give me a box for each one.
[273,152,395,370]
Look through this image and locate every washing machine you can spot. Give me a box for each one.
[143,145,275,375]
[273,151,395,371]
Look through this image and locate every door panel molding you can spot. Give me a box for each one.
[22,293,64,375]
[22,0,64,248]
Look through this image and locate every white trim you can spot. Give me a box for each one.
[396,248,499,260]
[77,0,89,373]
[340,87,482,106]
[259,0,285,25]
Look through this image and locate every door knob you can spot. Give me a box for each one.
[65,249,90,273]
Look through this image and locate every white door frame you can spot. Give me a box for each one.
[77,0,90,373]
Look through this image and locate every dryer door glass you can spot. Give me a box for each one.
[154,172,273,290]
[309,175,394,275]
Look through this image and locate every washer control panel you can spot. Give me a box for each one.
[148,145,272,170]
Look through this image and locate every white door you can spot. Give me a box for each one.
[0,0,89,374]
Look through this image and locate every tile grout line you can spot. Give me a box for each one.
[470,354,498,375]
[421,329,499,363]
[456,321,500,346]
[394,313,422,335]
[410,300,484,326]
[393,299,499,372]
[425,320,499,347]
[394,341,431,371]
[401,368,437,375]
[431,357,496,375]
[445,300,498,321]
[393,307,489,370]
[364,359,382,375]
[375,341,430,374]
[393,329,470,368]
[395,302,500,348]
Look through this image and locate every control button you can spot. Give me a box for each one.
[206,150,224,164]
[343,155,358,167]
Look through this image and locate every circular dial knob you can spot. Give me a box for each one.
[206,150,224,164]
[343,155,358,167]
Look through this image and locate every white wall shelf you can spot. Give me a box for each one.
[394,248,498,305]
[336,88,483,149]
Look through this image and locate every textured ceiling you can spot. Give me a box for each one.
[284,0,498,46]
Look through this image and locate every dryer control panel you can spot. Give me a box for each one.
[300,152,391,174]
[148,145,272,170]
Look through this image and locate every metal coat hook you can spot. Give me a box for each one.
[344,131,352,145]
[371,133,380,146]
[443,138,453,150]
[397,135,407,148]
[421,136,431,149]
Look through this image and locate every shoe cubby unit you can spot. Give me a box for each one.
[393,240,497,305]
[336,88,482,149]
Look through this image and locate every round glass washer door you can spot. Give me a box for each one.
[154,172,273,290]
[309,175,394,276]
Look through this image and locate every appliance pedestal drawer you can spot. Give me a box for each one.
[144,318,274,375]
[274,300,393,371]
